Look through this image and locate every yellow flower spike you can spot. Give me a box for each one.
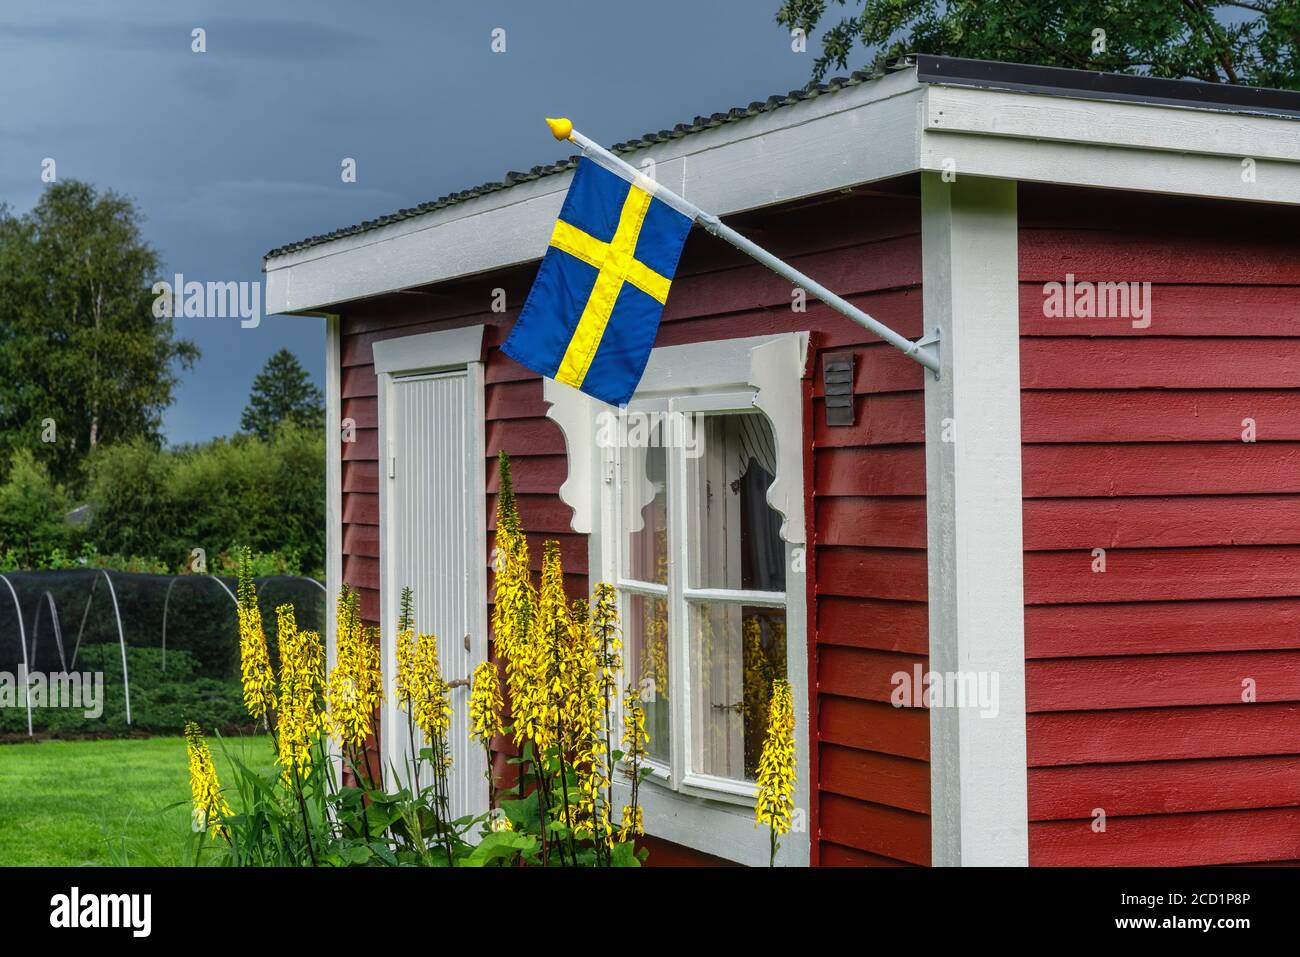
[755,678,796,842]
[469,660,505,745]
[326,587,384,751]
[236,547,276,720]
[411,632,452,743]
[617,683,650,843]
[185,722,233,838]
[492,453,536,744]
[395,627,417,711]
[275,604,325,780]
[520,540,570,753]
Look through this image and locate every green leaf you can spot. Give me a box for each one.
[499,797,540,831]
[368,842,399,866]
[462,831,536,867]
[342,844,372,865]
[609,841,642,868]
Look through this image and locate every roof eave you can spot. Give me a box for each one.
[266,59,1300,315]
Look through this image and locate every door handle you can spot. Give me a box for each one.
[446,677,470,690]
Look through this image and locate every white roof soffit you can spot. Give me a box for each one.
[265,65,1300,315]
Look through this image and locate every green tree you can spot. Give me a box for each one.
[777,0,1299,88]
[0,181,199,486]
[0,448,73,568]
[83,424,325,576]
[240,348,324,440]
[81,437,178,562]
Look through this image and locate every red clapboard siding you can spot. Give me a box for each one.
[338,190,931,866]
[1020,283,1300,337]
[488,494,577,534]
[1021,391,1300,442]
[485,418,566,457]
[1028,703,1300,765]
[342,493,378,527]
[1030,807,1300,867]
[1026,650,1300,712]
[817,596,928,654]
[820,744,930,814]
[1025,598,1300,658]
[1019,230,1300,284]
[812,393,926,447]
[819,695,929,761]
[341,396,377,429]
[814,448,928,496]
[1020,338,1300,389]
[820,793,930,866]
[485,380,548,420]
[1022,496,1300,551]
[818,645,927,704]
[816,547,929,601]
[1019,184,1300,866]
[1023,444,1300,497]
[816,497,927,548]
[1028,755,1300,820]
[820,842,917,866]
[342,523,379,559]
[1024,546,1300,604]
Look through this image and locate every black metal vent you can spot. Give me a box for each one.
[823,352,855,427]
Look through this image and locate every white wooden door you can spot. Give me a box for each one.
[382,367,487,821]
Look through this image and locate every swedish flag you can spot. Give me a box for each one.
[502,157,694,406]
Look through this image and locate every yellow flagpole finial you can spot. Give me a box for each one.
[545,117,574,141]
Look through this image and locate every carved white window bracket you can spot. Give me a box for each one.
[543,378,600,535]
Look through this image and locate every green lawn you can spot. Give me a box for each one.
[0,734,273,866]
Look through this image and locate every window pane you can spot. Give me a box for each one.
[690,414,785,592]
[625,591,670,764]
[690,603,787,781]
[622,440,668,585]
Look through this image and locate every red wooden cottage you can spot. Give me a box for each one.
[263,56,1300,866]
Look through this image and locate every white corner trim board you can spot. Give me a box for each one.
[323,313,343,765]
[921,173,1029,867]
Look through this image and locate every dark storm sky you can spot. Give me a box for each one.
[0,0,817,443]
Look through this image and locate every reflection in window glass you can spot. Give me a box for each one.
[690,603,787,781]
[623,439,668,586]
[690,414,785,592]
[625,591,670,764]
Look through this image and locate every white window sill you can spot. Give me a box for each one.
[614,777,805,867]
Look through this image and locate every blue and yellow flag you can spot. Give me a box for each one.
[502,157,694,406]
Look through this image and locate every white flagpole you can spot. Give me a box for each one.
[546,118,940,376]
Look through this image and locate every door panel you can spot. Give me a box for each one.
[386,368,486,820]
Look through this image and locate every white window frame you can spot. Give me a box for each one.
[544,332,811,866]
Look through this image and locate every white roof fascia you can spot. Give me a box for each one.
[263,69,924,314]
[265,68,1300,315]
[920,83,1300,205]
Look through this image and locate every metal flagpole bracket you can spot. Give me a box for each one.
[548,117,941,378]
[914,329,941,380]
